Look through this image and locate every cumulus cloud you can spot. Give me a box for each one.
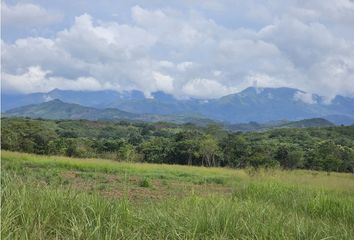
[293,91,317,104]
[153,72,174,93]
[182,78,236,98]
[243,73,294,90]
[177,62,194,72]
[2,66,112,93]
[1,1,354,99]
[1,13,158,93]
[2,2,62,28]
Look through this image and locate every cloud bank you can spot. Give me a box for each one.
[2,1,354,99]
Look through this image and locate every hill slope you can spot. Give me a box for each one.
[4,99,138,120]
[3,87,354,124]
[3,99,216,125]
[226,118,335,132]
[4,100,337,132]
[281,118,335,128]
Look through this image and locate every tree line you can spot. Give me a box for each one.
[2,117,354,172]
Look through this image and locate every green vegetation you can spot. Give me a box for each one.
[2,151,354,239]
[2,117,354,172]
[226,118,335,131]
[3,99,216,125]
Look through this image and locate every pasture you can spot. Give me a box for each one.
[2,151,354,239]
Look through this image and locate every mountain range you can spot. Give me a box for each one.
[3,99,216,126]
[2,87,354,125]
[3,99,336,131]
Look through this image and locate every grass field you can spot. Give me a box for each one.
[2,151,354,239]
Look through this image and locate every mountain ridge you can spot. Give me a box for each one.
[2,87,354,125]
[3,99,216,126]
[3,99,338,131]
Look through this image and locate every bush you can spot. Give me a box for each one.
[139,177,152,188]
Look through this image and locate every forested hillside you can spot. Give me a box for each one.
[3,99,216,125]
[3,87,354,124]
[2,117,353,172]
[4,99,337,131]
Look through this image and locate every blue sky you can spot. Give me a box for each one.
[2,0,354,100]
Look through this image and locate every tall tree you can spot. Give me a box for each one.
[198,135,221,167]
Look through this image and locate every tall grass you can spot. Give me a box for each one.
[2,151,354,239]
[2,151,354,190]
[2,175,354,239]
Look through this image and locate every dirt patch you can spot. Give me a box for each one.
[41,170,233,202]
[60,171,78,179]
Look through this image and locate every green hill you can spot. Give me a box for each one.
[281,118,335,128]
[4,99,138,120]
[3,99,216,126]
[226,118,334,132]
[4,100,336,130]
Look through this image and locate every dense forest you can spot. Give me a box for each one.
[2,117,354,173]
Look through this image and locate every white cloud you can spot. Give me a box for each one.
[244,73,294,89]
[213,70,222,77]
[177,62,194,71]
[182,78,236,98]
[259,17,341,68]
[2,66,112,93]
[1,2,354,99]
[56,14,156,62]
[2,2,62,28]
[158,61,175,68]
[153,72,174,93]
[1,13,158,93]
[293,91,317,104]
[308,55,354,99]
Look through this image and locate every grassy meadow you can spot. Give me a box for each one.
[2,151,354,239]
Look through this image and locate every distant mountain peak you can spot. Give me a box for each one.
[50,98,64,103]
[151,91,176,101]
[238,86,302,97]
[48,88,62,94]
[2,87,354,125]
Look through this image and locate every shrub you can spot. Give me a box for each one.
[139,177,152,188]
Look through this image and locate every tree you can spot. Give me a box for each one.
[173,139,200,165]
[1,128,20,151]
[315,141,342,172]
[274,144,303,169]
[92,139,124,153]
[48,138,68,155]
[140,137,173,163]
[66,139,78,157]
[247,145,277,169]
[172,130,203,165]
[128,131,143,145]
[198,135,221,167]
[338,146,354,173]
[117,143,141,162]
[205,124,227,141]
[221,134,249,167]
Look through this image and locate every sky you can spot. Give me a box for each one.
[1,0,354,99]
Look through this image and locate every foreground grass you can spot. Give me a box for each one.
[2,151,354,239]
